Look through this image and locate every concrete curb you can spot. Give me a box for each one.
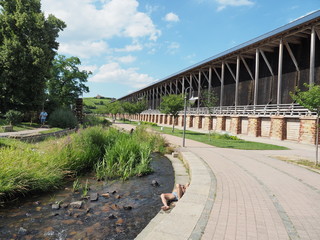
[136,150,216,240]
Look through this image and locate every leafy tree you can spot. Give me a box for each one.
[4,110,23,125]
[47,55,91,110]
[160,94,184,132]
[201,89,218,113]
[134,98,148,114]
[290,83,320,165]
[121,101,135,121]
[108,101,123,120]
[0,0,66,113]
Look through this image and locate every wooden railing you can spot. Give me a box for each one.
[142,104,315,117]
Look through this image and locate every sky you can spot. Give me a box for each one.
[41,0,320,99]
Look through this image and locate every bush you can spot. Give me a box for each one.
[4,110,23,125]
[82,115,111,127]
[48,108,78,129]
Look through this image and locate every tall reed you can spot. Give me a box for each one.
[0,126,167,202]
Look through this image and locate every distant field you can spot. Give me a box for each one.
[83,97,111,114]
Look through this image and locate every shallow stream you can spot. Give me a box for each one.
[0,153,174,240]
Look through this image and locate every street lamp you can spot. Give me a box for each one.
[183,87,198,147]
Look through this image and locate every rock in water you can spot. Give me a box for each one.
[18,227,28,235]
[52,204,60,210]
[151,180,159,187]
[108,214,117,219]
[90,193,99,201]
[102,193,110,198]
[70,201,83,209]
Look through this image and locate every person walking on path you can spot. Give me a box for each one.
[39,110,48,126]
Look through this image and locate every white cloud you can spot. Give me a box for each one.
[115,55,137,64]
[89,62,154,89]
[59,40,109,58]
[42,0,161,56]
[79,65,98,73]
[164,12,180,22]
[114,43,143,52]
[215,0,254,11]
[166,42,180,54]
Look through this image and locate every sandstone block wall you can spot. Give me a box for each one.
[138,113,318,145]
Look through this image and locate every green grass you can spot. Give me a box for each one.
[39,128,64,134]
[0,121,40,133]
[83,97,111,114]
[0,126,167,203]
[122,121,288,150]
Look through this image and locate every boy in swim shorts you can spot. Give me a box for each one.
[161,183,189,211]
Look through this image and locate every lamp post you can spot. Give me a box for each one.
[183,87,198,147]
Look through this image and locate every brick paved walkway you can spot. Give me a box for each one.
[116,122,320,239]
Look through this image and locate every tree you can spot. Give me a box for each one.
[200,89,218,113]
[121,101,135,121]
[160,94,184,132]
[0,0,66,113]
[108,101,123,120]
[290,83,320,165]
[47,55,91,110]
[134,98,148,114]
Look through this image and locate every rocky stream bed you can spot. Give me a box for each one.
[0,153,174,240]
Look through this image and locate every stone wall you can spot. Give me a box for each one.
[133,113,318,145]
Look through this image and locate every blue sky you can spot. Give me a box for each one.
[41,0,320,99]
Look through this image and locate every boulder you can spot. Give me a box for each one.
[70,201,83,209]
[90,193,98,201]
[151,180,159,187]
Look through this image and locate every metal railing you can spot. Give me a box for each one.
[142,104,315,117]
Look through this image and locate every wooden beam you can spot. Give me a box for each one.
[284,40,300,72]
[240,56,254,81]
[277,39,283,105]
[226,62,236,81]
[213,67,221,82]
[259,49,274,76]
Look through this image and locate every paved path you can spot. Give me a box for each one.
[116,122,320,240]
[0,128,49,137]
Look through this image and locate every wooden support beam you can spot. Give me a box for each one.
[277,39,283,105]
[284,40,300,72]
[208,67,212,93]
[316,28,320,41]
[260,46,274,53]
[220,62,225,107]
[240,56,254,81]
[198,71,201,109]
[213,67,222,82]
[235,56,240,107]
[310,26,315,85]
[254,48,259,106]
[182,77,185,96]
[226,62,236,81]
[259,49,274,76]
[285,36,301,45]
[201,69,210,83]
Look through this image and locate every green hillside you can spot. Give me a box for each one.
[83,97,112,114]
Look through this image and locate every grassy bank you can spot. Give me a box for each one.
[0,126,167,203]
[0,119,40,133]
[119,120,288,150]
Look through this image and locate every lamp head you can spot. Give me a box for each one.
[189,96,198,104]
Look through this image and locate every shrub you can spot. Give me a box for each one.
[82,115,111,127]
[48,108,78,129]
[4,110,23,125]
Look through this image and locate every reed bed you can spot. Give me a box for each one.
[0,126,167,203]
